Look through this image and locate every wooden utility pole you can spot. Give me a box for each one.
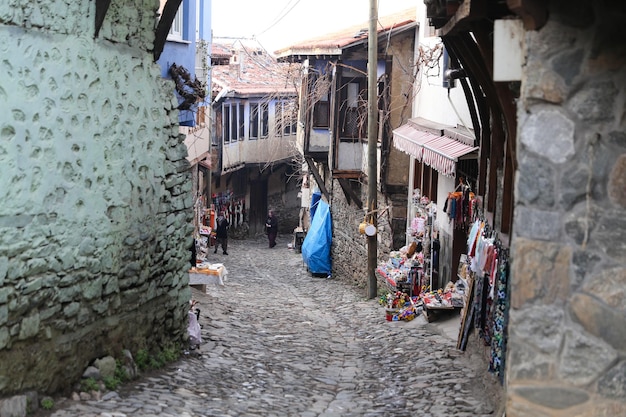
[367,0,378,299]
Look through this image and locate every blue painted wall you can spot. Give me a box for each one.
[157,0,211,126]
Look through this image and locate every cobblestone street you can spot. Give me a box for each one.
[47,235,501,417]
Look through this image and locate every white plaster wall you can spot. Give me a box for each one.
[414,4,472,129]
[309,128,331,152]
[337,141,362,171]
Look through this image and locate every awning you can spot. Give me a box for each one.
[421,136,478,176]
[392,123,442,158]
[198,157,212,169]
[392,119,478,177]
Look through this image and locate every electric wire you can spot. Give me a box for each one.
[256,0,303,37]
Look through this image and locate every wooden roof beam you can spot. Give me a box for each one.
[95,0,112,38]
[154,0,183,61]
[304,156,331,202]
[338,178,363,209]
[439,0,487,36]
[507,0,547,30]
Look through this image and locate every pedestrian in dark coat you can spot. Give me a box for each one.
[214,211,229,255]
[189,238,197,267]
[265,210,278,248]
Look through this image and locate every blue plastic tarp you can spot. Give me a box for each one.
[301,199,332,274]
[310,191,321,221]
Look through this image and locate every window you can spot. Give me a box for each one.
[313,94,330,128]
[222,102,244,143]
[196,105,205,126]
[339,78,367,138]
[223,104,231,142]
[230,105,237,141]
[285,100,297,136]
[249,101,269,139]
[260,102,269,138]
[168,3,183,41]
[238,103,245,140]
[159,0,184,41]
[250,103,259,140]
[276,100,297,136]
[311,74,331,128]
[214,107,222,145]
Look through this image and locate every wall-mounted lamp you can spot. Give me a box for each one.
[442,47,466,89]
[444,68,467,81]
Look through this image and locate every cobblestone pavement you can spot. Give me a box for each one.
[47,235,500,417]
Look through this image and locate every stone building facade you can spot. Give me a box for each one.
[507,2,626,415]
[277,11,417,289]
[0,1,193,395]
[331,178,396,288]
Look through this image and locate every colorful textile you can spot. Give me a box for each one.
[488,258,510,383]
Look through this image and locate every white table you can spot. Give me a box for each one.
[188,263,228,291]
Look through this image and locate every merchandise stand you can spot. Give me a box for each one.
[456,255,475,348]
[455,211,512,383]
[377,194,467,323]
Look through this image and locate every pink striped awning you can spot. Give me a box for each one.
[392,123,441,158]
[393,122,478,177]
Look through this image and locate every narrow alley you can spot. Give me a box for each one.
[47,235,501,417]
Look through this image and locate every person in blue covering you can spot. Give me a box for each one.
[265,210,278,248]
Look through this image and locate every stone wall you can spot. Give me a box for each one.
[330,179,393,291]
[331,182,368,288]
[329,28,414,290]
[507,2,626,415]
[0,0,193,395]
[267,165,301,235]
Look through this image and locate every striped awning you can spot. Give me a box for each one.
[393,121,478,177]
[392,123,442,157]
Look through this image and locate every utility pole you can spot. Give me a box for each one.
[367,0,378,299]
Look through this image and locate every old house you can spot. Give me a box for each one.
[421,0,626,415]
[276,9,418,285]
[157,0,213,235]
[278,1,626,415]
[210,41,301,236]
[392,9,479,293]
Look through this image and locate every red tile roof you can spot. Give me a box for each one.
[211,43,232,59]
[275,8,416,58]
[211,41,299,98]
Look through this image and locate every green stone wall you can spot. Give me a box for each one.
[0,0,193,395]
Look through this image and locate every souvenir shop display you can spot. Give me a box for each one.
[376,243,468,323]
[211,190,246,229]
[377,192,468,322]
[456,215,511,383]
[421,280,465,307]
[376,246,424,298]
[442,177,476,231]
[189,201,231,293]
[193,206,216,261]
[379,291,418,322]
[417,276,467,322]
[193,189,247,258]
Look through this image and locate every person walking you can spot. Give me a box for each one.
[265,209,278,248]
[189,238,197,266]
[214,211,229,255]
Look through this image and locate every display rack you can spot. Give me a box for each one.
[406,198,436,295]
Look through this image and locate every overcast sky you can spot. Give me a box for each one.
[212,0,417,53]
